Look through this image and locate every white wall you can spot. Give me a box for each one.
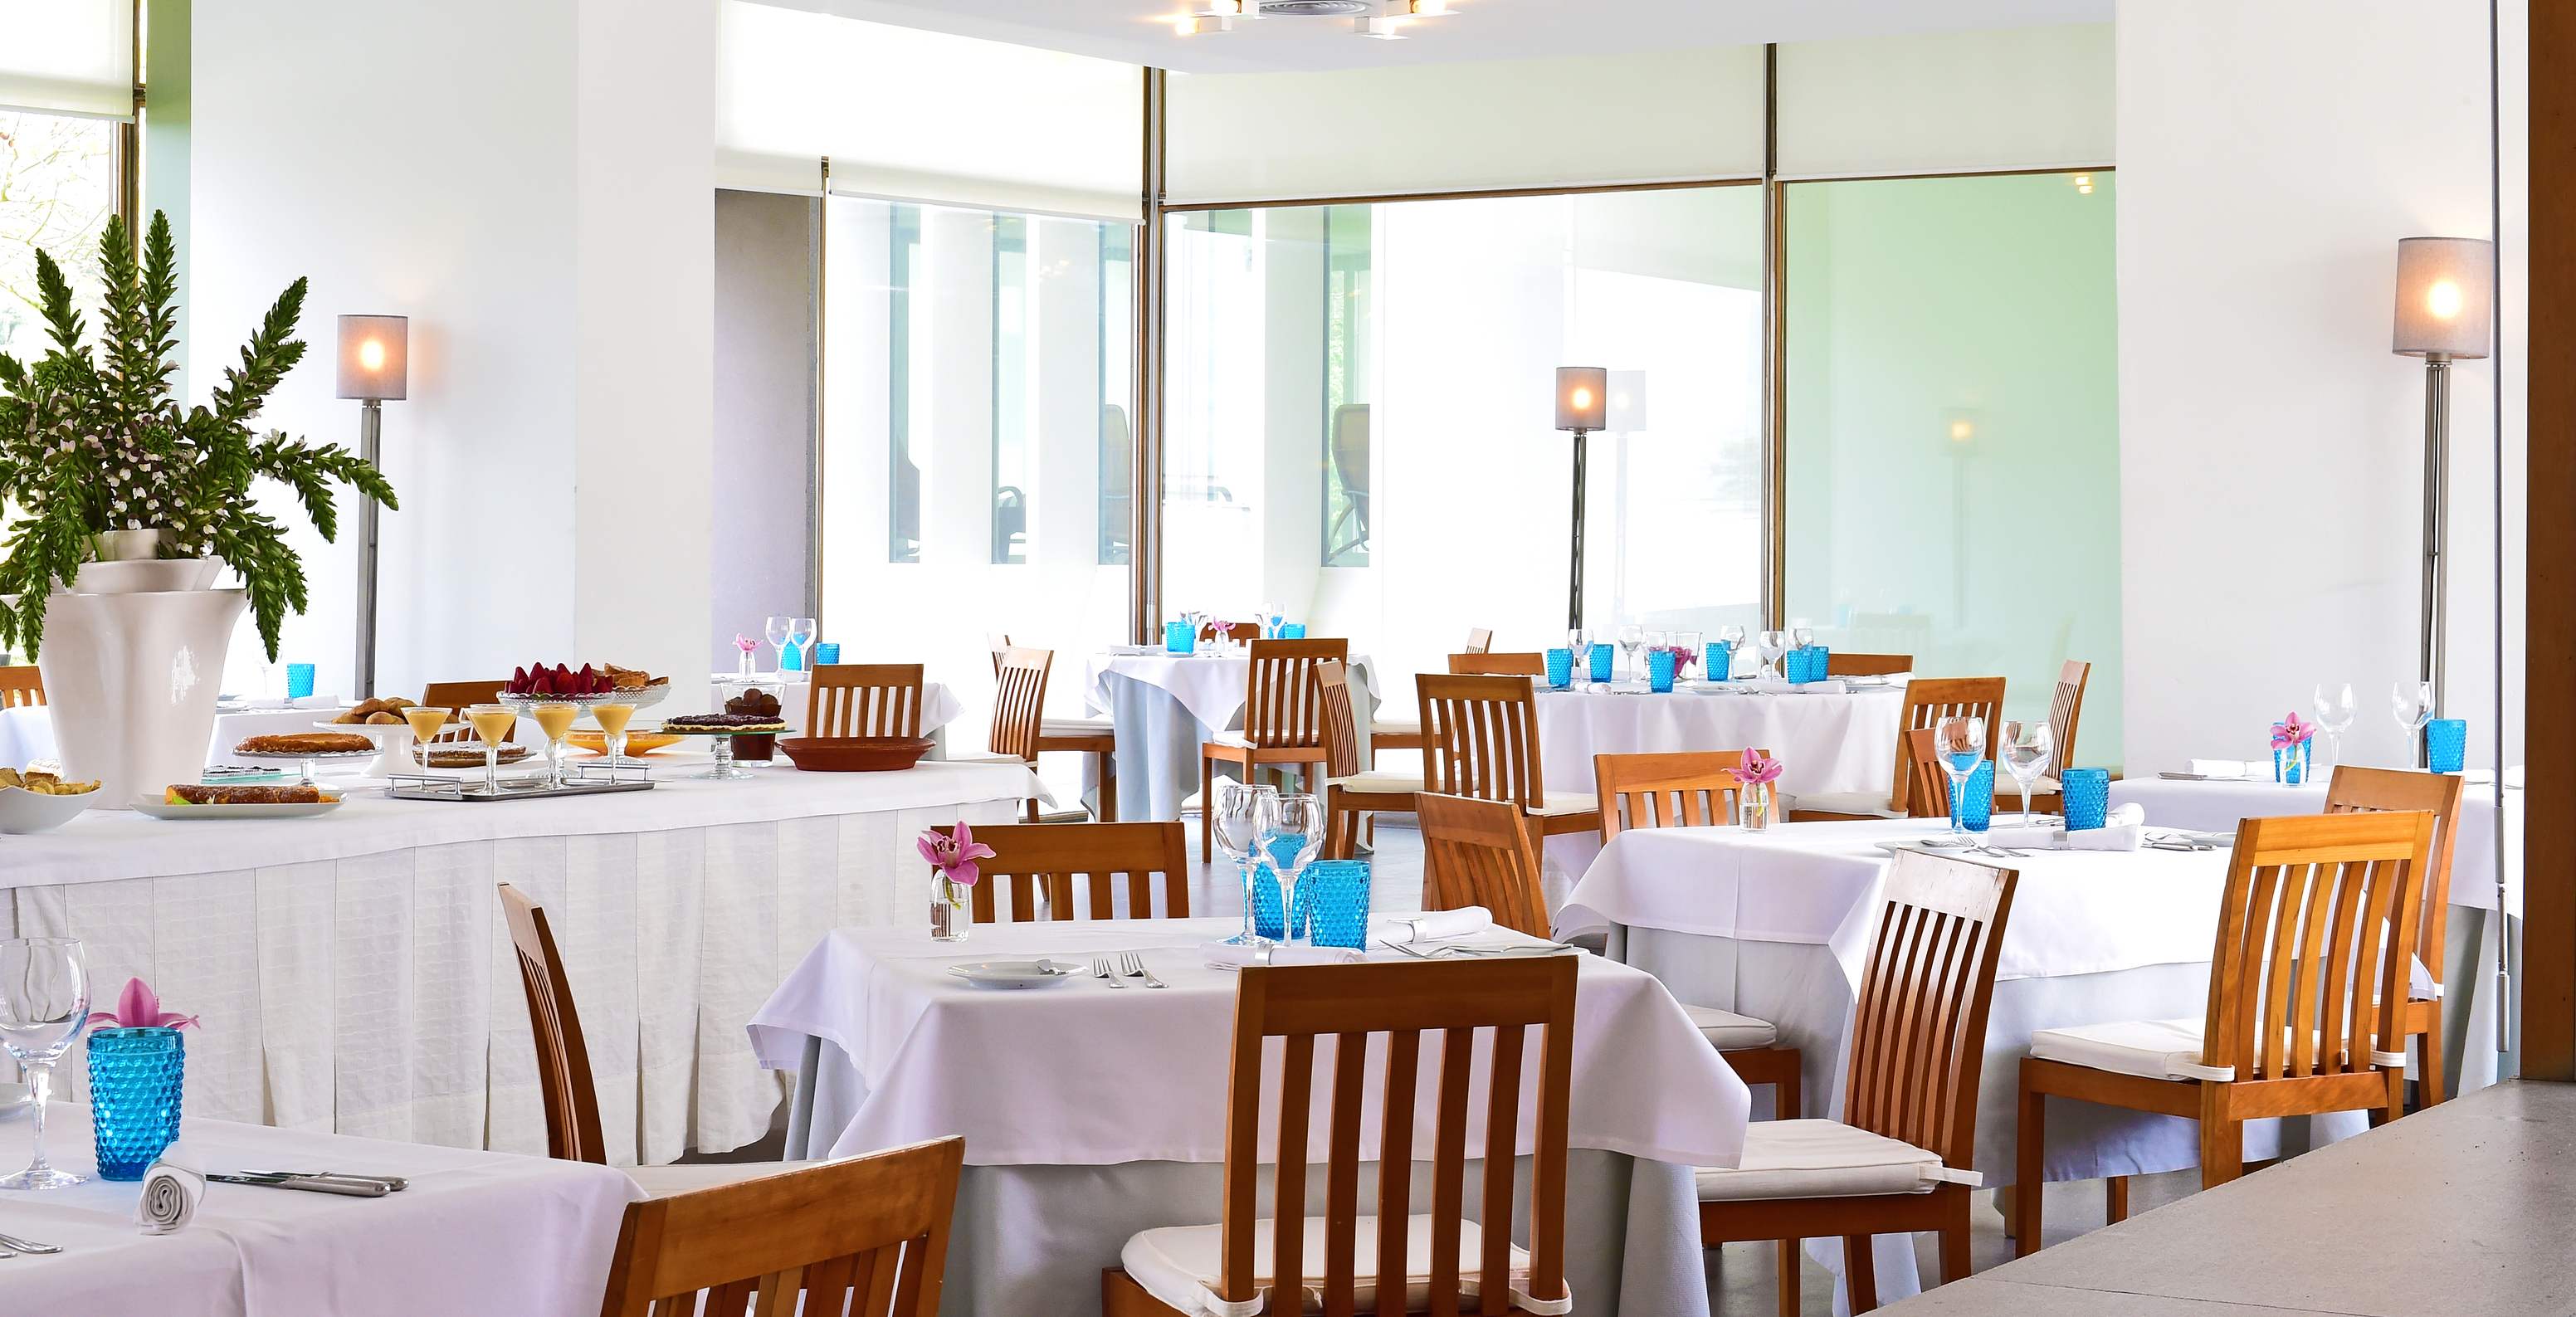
[2116,1,2522,773]
[189,0,715,710]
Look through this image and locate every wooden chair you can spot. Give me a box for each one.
[2323,766,2465,1106]
[1415,791,1554,939]
[1591,751,1803,1123]
[597,1136,964,1317]
[422,679,508,742]
[993,633,1120,822]
[987,646,1051,822]
[1101,956,1578,1317]
[0,665,42,707]
[1991,660,2091,814]
[1825,653,1912,677]
[1447,652,1547,676]
[1315,660,1422,861]
[809,663,926,738]
[1200,637,1348,860]
[1790,676,2005,821]
[2015,810,2432,1254]
[1464,627,1495,653]
[1417,673,1602,846]
[1699,849,2020,1314]
[934,821,1191,922]
[1903,728,1959,821]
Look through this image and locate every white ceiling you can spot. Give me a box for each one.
[750,0,2112,75]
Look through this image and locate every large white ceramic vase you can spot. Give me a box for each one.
[35,551,245,809]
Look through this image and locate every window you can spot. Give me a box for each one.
[0,110,115,362]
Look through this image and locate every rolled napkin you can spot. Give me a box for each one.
[1982,826,2058,850]
[1790,679,1850,695]
[1974,823,2144,852]
[1374,907,1495,944]
[1199,941,1364,968]
[2186,758,2271,779]
[135,1141,205,1236]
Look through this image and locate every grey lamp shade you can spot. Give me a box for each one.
[336,315,409,399]
[1555,366,1608,431]
[2392,237,2494,359]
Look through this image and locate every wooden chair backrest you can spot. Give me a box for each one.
[2047,660,2091,770]
[1241,638,1348,749]
[596,1136,965,1317]
[422,680,508,742]
[1312,660,1363,779]
[988,646,1051,762]
[986,633,1012,676]
[1905,728,1954,821]
[497,883,605,1164]
[1219,957,1576,1317]
[1199,619,1262,643]
[1417,673,1546,811]
[0,665,43,707]
[1888,677,2005,812]
[945,822,1192,922]
[1842,849,2018,1168]
[1415,791,1551,939]
[2323,766,2466,998]
[1826,652,1912,677]
[1463,627,1495,654]
[1447,652,1546,676]
[2205,811,2433,1081]
[1593,750,1773,839]
[809,664,926,739]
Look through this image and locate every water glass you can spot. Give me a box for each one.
[1257,793,1325,943]
[1544,648,1574,690]
[2311,682,2356,776]
[1212,782,1277,944]
[2061,768,2112,831]
[90,1027,185,1180]
[1934,715,1986,839]
[787,617,816,673]
[1708,641,1734,680]
[1756,631,1788,680]
[1617,625,1647,680]
[1783,648,1810,684]
[812,642,842,666]
[1281,623,1307,640]
[1950,759,1995,833]
[1295,861,1372,949]
[285,663,315,699]
[1165,620,1194,655]
[1588,643,1614,682]
[1647,648,1677,693]
[1998,720,2055,826]
[2427,719,2467,774]
[0,937,90,1188]
[764,616,793,668]
[2391,680,2435,765]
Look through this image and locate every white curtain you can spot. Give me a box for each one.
[0,0,133,119]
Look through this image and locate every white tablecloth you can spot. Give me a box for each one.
[2,1103,641,1316]
[1,704,394,773]
[1081,653,1381,822]
[4,759,1040,1164]
[749,915,1748,1317]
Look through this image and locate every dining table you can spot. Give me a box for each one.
[1558,816,2371,1306]
[749,915,1752,1317]
[1081,648,1383,822]
[0,1100,642,1315]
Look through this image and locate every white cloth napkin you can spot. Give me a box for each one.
[1373,907,1495,944]
[1734,679,1793,693]
[1791,680,1849,695]
[1198,941,1364,968]
[135,1141,205,1235]
[2187,758,2273,779]
[1984,805,2144,852]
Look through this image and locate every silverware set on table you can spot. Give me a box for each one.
[0,1230,61,1258]
[205,1169,408,1197]
[1091,954,1167,988]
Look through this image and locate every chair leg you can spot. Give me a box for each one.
[2105,1175,2129,1223]
[2198,1086,2243,1187]
[2418,1019,2446,1107]
[1200,753,1216,861]
[1776,1239,1800,1317]
[1778,1061,1802,1121]
[1842,1236,1878,1312]
[1098,752,1116,822]
[1939,1223,1971,1285]
[2373,1066,2405,1128]
[2014,1071,2044,1256]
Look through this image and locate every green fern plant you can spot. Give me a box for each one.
[0,210,396,661]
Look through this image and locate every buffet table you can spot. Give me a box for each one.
[2,757,1042,1165]
[2,1104,642,1316]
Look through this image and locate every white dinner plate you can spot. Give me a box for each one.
[132,795,347,820]
[944,959,1075,989]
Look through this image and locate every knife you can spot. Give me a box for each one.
[208,1172,393,1197]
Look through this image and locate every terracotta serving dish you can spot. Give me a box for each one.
[776,736,936,772]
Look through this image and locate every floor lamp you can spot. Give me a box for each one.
[2390,240,2494,744]
[1556,367,1606,629]
[337,315,407,700]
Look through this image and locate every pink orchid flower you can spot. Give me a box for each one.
[734,634,759,653]
[91,977,200,1032]
[917,821,998,887]
[1725,750,1784,787]
[2270,711,2314,750]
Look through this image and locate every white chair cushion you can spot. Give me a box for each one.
[1327,773,1424,796]
[1785,789,1904,818]
[1527,791,1602,818]
[623,1159,814,1197]
[2031,1017,2234,1082]
[1992,775,2061,796]
[1682,1005,1778,1051]
[1122,1213,1571,1317]
[1041,716,1114,735]
[1372,719,1423,735]
[1694,1120,1978,1202]
[1211,731,1256,750]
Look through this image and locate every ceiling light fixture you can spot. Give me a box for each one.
[1176,13,1233,32]
[1170,0,1460,36]
[1354,14,1406,37]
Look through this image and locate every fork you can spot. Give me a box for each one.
[1092,957,1125,988]
[1119,951,1168,988]
[0,1232,57,1254]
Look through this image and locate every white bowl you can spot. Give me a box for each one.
[0,783,97,832]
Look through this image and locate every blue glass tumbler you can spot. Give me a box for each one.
[1251,864,1286,940]
[90,1027,185,1181]
[2061,768,2111,831]
[285,663,315,699]
[1544,648,1574,690]
[2427,719,2467,774]
[1165,620,1193,654]
[812,641,842,666]
[1298,861,1372,949]
[1783,648,1809,684]
[1949,759,1994,832]
[1708,641,1734,680]
[1281,623,1307,640]
[1648,648,1677,693]
[1588,643,1614,682]
[1811,645,1831,677]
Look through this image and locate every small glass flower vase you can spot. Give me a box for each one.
[90,1027,185,1181]
[1739,782,1773,830]
[736,649,757,679]
[2274,742,2310,786]
[929,873,968,942]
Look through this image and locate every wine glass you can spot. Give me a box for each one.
[466,705,517,795]
[1716,625,1745,679]
[788,617,817,675]
[1998,720,2055,827]
[764,616,793,673]
[1934,715,1987,838]
[2312,683,2358,777]
[2392,680,2435,765]
[1212,781,1276,944]
[1756,630,1789,680]
[1567,628,1593,688]
[1792,627,1815,650]
[0,937,91,1188]
[1617,625,1647,681]
[1258,793,1326,944]
[1261,602,1285,640]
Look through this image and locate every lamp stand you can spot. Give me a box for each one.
[355,398,382,700]
[1567,427,1591,628]
[2417,354,2451,767]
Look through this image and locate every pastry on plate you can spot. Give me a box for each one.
[0,767,100,795]
[236,732,377,754]
[164,784,335,804]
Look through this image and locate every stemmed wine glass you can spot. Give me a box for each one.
[764,616,793,673]
[1756,631,1789,680]
[1212,781,1277,944]
[1258,793,1325,944]
[2312,683,2358,777]
[788,617,817,676]
[1934,715,1988,839]
[1715,625,1746,679]
[1567,628,1593,688]
[2392,680,2435,766]
[1792,627,1814,650]
[1998,720,2055,827]
[1617,625,1647,682]
[0,937,91,1189]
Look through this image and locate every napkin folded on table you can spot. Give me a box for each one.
[1981,824,2144,852]
[1373,907,1495,944]
[1733,679,1794,693]
[1199,941,1364,968]
[1791,680,1849,695]
[136,1141,205,1235]
[2187,758,2274,779]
